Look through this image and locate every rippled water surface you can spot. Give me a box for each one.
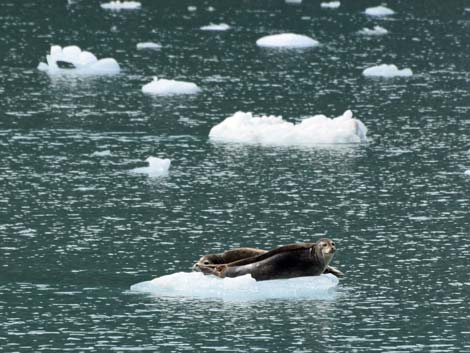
[1,0,470,351]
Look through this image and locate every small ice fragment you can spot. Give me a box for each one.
[187,6,197,11]
[209,110,368,146]
[362,64,412,77]
[200,23,230,31]
[136,42,162,50]
[285,0,302,4]
[101,1,141,10]
[321,1,340,9]
[37,45,120,75]
[256,33,319,48]
[130,272,339,301]
[464,170,470,176]
[131,157,171,177]
[92,150,112,157]
[207,6,215,12]
[365,5,395,17]
[142,77,201,96]
[358,25,388,35]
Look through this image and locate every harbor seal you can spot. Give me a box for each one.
[196,238,342,281]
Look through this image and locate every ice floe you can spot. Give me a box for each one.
[101,1,141,10]
[464,170,470,176]
[365,5,395,17]
[200,23,230,31]
[256,33,319,48]
[209,110,367,146]
[142,77,201,96]
[362,64,412,77]
[37,45,120,75]
[130,272,339,301]
[321,1,340,9]
[358,25,388,35]
[92,150,112,157]
[136,42,162,50]
[130,157,171,177]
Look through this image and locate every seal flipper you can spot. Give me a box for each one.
[198,264,227,278]
[323,265,344,277]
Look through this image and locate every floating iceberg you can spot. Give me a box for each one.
[130,272,339,301]
[101,1,141,10]
[136,42,162,50]
[321,1,340,9]
[365,5,394,16]
[142,77,201,96]
[256,33,319,48]
[131,157,171,177]
[37,45,120,75]
[209,110,367,146]
[358,25,388,35]
[363,64,412,77]
[200,23,230,31]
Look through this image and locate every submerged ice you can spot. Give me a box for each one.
[131,157,171,177]
[363,64,413,77]
[209,110,368,146]
[37,45,120,75]
[256,33,319,48]
[130,272,339,301]
[142,77,201,96]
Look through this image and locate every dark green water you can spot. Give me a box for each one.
[1,0,470,351]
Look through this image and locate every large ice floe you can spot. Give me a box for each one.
[130,157,171,177]
[321,1,340,9]
[358,25,388,36]
[363,64,413,77]
[209,110,367,146]
[200,23,230,31]
[130,272,339,301]
[256,33,319,48]
[136,42,162,50]
[37,45,120,75]
[142,77,202,96]
[101,1,141,10]
[365,5,395,17]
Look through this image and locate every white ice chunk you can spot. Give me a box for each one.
[136,42,162,50]
[365,5,395,17]
[358,25,388,35]
[187,6,197,11]
[92,150,112,157]
[285,0,302,4]
[321,1,340,9]
[200,23,230,31]
[209,110,368,146]
[130,272,339,301]
[101,1,141,10]
[131,157,171,177]
[363,64,413,77]
[256,33,319,48]
[37,45,120,75]
[142,77,202,96]
[464,170,470,176]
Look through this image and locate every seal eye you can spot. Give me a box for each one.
[331,242,335,247]
[203,260,210,265]
[322,243,327,247]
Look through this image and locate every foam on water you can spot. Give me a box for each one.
[130,272,339,301]
[101,1,141,10]
[209,110,368,146]
[200,23,230,31]
[365,6,395,17]
[130,157,171,177]
[321,1,340,9]
[363,64,413,77]
[256,33,319,48]
[37,45,120,75]
[358,26,388,36]
[136,42,162,50]
[142,77,202,96]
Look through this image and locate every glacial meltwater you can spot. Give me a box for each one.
[1,0,470,351]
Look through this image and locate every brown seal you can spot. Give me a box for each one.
[195,238,343,281]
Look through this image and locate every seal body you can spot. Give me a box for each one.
[193,248,267,270]
[197,238,340,281]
